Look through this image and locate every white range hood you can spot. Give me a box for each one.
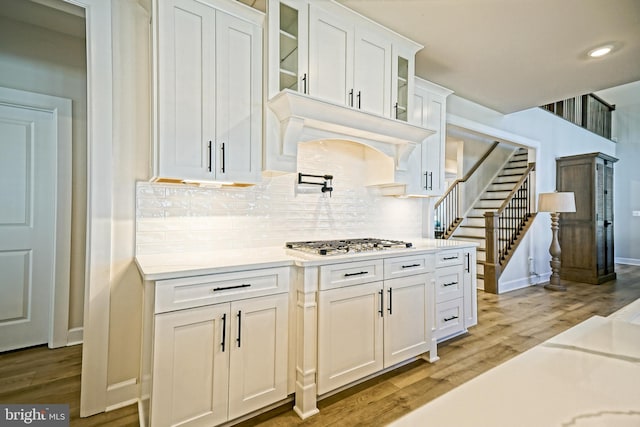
[268,90,434,171]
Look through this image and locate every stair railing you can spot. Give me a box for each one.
[484,163,536,293]
[434,141,500,238]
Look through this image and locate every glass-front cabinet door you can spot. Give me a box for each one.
[268,0,308,98]
[395,56,409,121]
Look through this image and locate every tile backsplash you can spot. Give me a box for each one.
[136,140,425,254]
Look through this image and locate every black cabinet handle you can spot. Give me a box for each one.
[443,256,458,261]
[387,288,393,315]
[378,289,384,317]
[207,141,212,172]
[429,172,433,190]
[349,89,354,107]
[221,142,225,173]
[443,281,458,287]
[221,313,226,352]
[211,283,251,292]
[302,73,307,94]
[444,315,458,322]
[344,271,368,277]
[236,310,242,347]
[401,263,420,269]
[424,171,428,190]
[357,91,361,109]
[394,102,398,119]
[465,253,470,273]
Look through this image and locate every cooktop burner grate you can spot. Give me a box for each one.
[285,238,412,256]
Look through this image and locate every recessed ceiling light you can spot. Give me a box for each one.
[588,45,613,58]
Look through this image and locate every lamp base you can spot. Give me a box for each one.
[544,282,567,292]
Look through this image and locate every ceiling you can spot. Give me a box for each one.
[337,0,640,113]
[4,0,639,113]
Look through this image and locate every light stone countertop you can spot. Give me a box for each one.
[135,238,479,281]
[389,299,640,427]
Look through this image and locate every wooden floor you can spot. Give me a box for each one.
[2,264,639,427]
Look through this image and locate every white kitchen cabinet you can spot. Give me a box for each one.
[152,304,230,427]
[267,0,309,97]
[317,281,384,394]
[407,77,453,196]
[391,45,416,122]
[142,267,289,427]
[463,249,478,328]
[308,4,391,116]
[156,0,263,183]
[434,248,477,342]
[316,254,435,395]
[383,273,432,366]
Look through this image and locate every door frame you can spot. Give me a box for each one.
[0,87,72,349]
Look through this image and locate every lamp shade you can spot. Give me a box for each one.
[538,192,576,213]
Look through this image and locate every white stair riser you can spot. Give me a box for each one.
[464,217,485,227]
[483,190,511,199]
[477,263,484,275]
[456,226,486,238]
[475,199,504,209]
[488,183,516,192]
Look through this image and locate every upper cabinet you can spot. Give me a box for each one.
[267,0,420,119]
[406,77,453,196]
[155,0,263,184]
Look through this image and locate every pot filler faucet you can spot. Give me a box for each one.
[298,172,333,196]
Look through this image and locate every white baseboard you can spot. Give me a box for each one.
[616,257,640,266]
[67,327,83,346]
[499,272,551,293]
[106,378,140,412]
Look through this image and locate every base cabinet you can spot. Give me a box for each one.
[316,254,435,395]
[142,268,289,427]
[434,248,477,342]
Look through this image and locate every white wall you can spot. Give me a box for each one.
[0,15,87,330]
[106,0,151,400]
[447,94,618,292]
[598,81,640,265]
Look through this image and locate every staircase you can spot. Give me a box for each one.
[446,148,533,291]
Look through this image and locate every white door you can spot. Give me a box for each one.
[308,4,354,106]
[151,304,230,427]
[215,10,262,184]
[0,103,56,352]
[228,294,288,419]
[317,282,384,395]
[158,0,216,181]
[383,274,430,367]
[353,28,391,116]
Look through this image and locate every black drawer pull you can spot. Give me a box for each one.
[211,283,251,292]
[221,313,226,352]
[344,271,368,277]
[444,315,459,322]
[378,289,384,317]
[443,281,458,287]
[401,263,420,269]
[442,256,458,261]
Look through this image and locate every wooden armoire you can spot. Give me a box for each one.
[556,152,618,284]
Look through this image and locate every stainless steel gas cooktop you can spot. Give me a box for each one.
[285,238,413,256]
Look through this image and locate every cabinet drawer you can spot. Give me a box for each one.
[435,249,464,268]
[435,265,463,303]
[155,267,289,313]
[319,259,384,291]
[435,298,465,341]
[384,253,435,280]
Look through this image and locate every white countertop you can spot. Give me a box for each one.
[135,239,478,281]
[390,301,640,427]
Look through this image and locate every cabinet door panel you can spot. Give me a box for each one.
[228,294,288,419]
[317,282,384,394]
[152,304,229,427]
[158,0,215,180]
[309,5,353,106]
[215,11,262,183]
[384,274,430,367]
[354,29,391,116]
